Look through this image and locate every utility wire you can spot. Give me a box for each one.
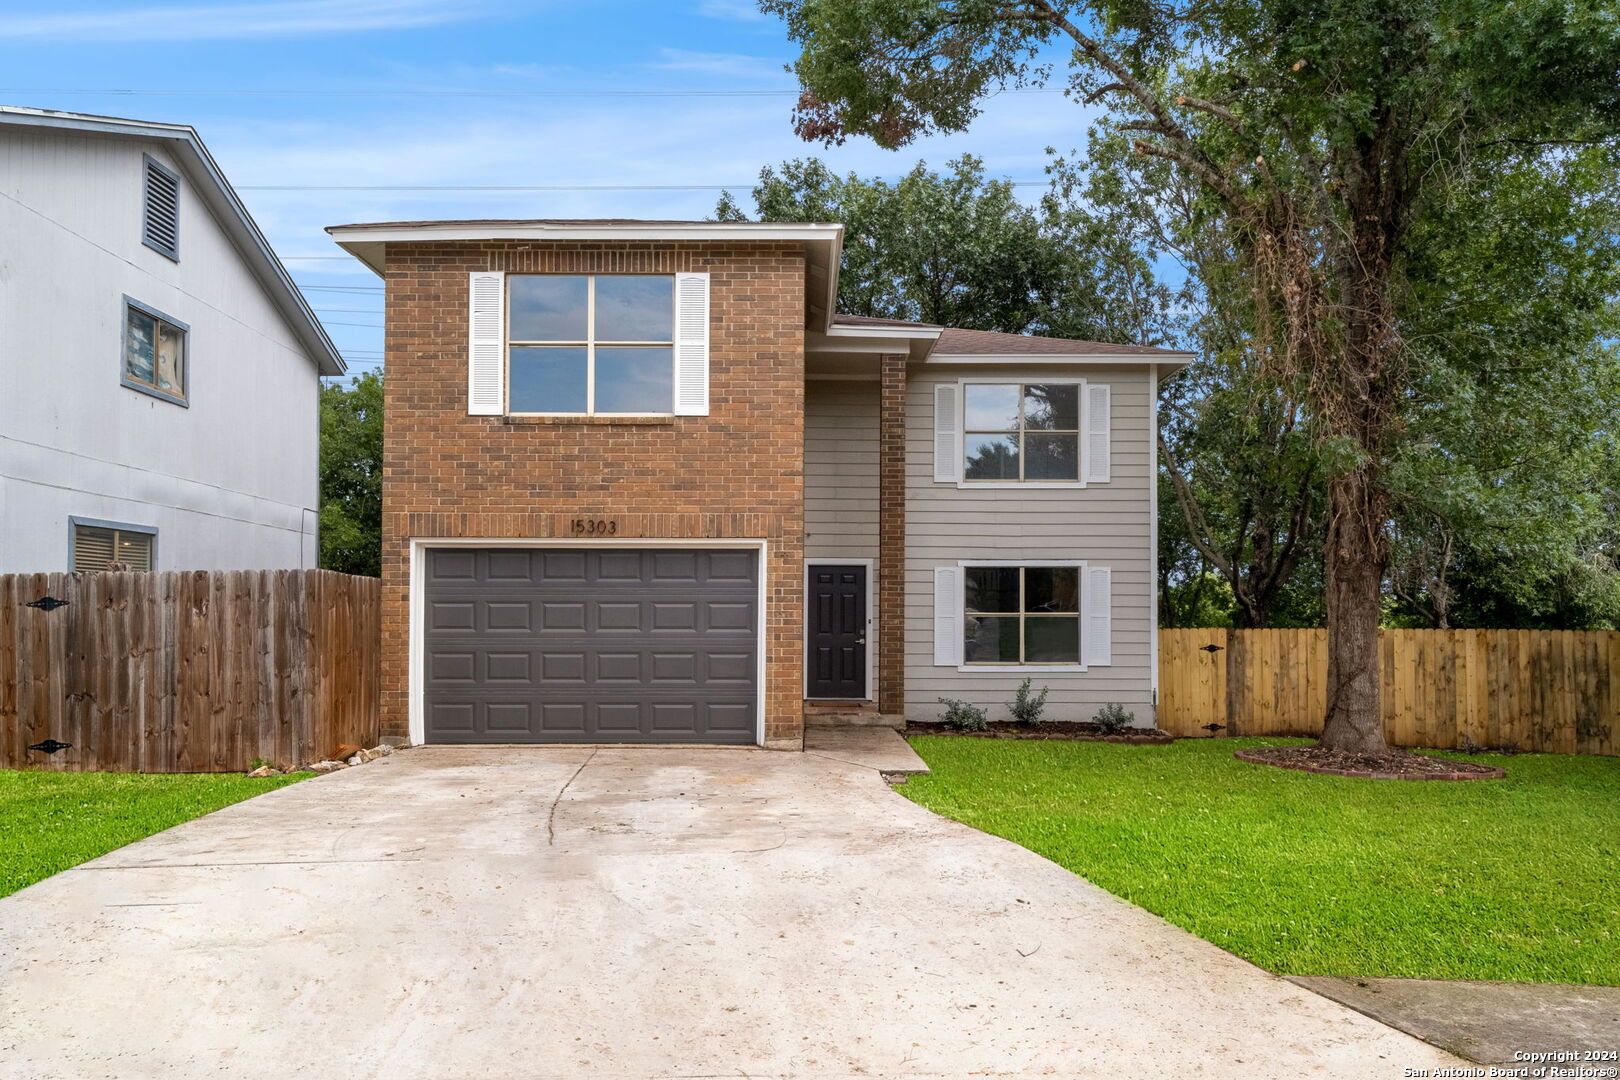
[247,181,1046,191]
[0,86,1063,99]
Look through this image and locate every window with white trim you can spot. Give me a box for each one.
[963,565,1081,665]
[507,274,674,415]
[962,382,1080,482]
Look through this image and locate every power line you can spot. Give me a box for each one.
[0,86,1064,99]
[298,284,384,293]
[321,320,384,328]
[246,181,1047,192]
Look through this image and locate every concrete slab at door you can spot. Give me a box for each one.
[422,547,758,743]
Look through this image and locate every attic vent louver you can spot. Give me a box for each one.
[142,155,180,260]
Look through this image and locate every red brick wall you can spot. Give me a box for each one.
[878,354,907,714]
[380,240,806,747]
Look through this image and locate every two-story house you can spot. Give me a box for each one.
[0,107,343,573]
[328,219,1189,749]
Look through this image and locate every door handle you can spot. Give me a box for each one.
[855,636,866,645]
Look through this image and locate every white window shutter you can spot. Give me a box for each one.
[1084,383,1111,483]
[933,565,963,666]
[1088,380,1114,482]
[467,271,505,415]
[1083,565,1112,667]
[933,383,961,483]
[673,272,710,416]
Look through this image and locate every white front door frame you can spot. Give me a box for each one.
[408,537,769,747]
[802,557,876,702]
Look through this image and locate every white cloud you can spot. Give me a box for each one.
[0,0,490,42]
[696,0,766,20]
[651,48,787,81]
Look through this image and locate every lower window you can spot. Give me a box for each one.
[70,519,156,571]
[963,565,1080,664]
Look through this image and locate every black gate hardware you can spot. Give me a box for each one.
[28,739,73,754]
[1199,642,1224,653]
[1201,723,1226,734]
[24,596,70,612]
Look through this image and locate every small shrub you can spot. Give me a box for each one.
[249,756,270,771]
[1008,678,1049,725]
[1093,703,1135,734]
[938,697,989,732]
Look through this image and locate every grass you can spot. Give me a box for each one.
[900,736,1620,985]
[0,770,307,898]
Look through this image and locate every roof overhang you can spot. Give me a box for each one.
[927,351,1195,378]
[0,106,344,376]
[327,220,847,332]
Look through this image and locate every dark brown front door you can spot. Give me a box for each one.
[807,564,867,699]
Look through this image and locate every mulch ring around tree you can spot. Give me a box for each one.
[904,721,1174,744]
[1234,744,1505,780]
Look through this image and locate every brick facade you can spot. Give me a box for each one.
[877,354,907,714]
[380,240,806,748]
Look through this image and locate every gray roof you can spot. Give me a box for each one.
[0,105,344,376]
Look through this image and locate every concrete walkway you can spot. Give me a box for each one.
[0,746,1463,1079]
[1294,976,1620,1065]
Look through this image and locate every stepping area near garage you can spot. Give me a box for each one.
[0,742,1460,1079]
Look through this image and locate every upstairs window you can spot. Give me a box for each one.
[507,274,675,415]
[71,519,156,571]
[123,297,188,406]
[141,155,180,261]
[962,382,1081,482]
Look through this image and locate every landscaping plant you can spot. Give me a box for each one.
[1092,702,1135,734]
[938,697,989,732]
[1007,678,1049,725]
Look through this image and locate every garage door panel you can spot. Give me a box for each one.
[485,652,531,682]
[429,651,476,683]
[430,702,475,733]
[423,548,758,744]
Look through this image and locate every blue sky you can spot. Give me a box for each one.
[0,0,1094,377]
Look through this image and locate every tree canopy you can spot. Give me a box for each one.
[318,371,383,577]
[762,0,1620,753]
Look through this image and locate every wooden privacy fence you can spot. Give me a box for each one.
[0,570,380,772]
[1160,628,1619,756]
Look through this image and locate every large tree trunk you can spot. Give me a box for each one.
[1320,460,1391,753]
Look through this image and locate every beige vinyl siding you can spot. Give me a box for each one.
[904,364,1157,725]
[804,380,880,562]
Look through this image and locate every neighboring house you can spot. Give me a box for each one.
[0,107,343,573]
[328,219,1190,749]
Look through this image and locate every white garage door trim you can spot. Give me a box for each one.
[408,537,769,747]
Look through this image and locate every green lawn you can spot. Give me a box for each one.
[0,770,307,898]
[900,736,1620,985]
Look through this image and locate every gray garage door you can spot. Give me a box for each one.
[422,547,759,744]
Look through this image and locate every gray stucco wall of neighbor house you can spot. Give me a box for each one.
[0,127,321,572]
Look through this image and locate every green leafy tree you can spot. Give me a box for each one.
[318,371,383,577]
[717,154,1177,341]
[762,0,1620,755]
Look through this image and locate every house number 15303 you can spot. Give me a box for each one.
[570,518,618,536]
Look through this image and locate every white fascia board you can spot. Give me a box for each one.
[926,353,1193,377]
[823,324,943,340]
[328,221,844,245]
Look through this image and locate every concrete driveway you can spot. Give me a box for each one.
[0,743,1460,1079]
